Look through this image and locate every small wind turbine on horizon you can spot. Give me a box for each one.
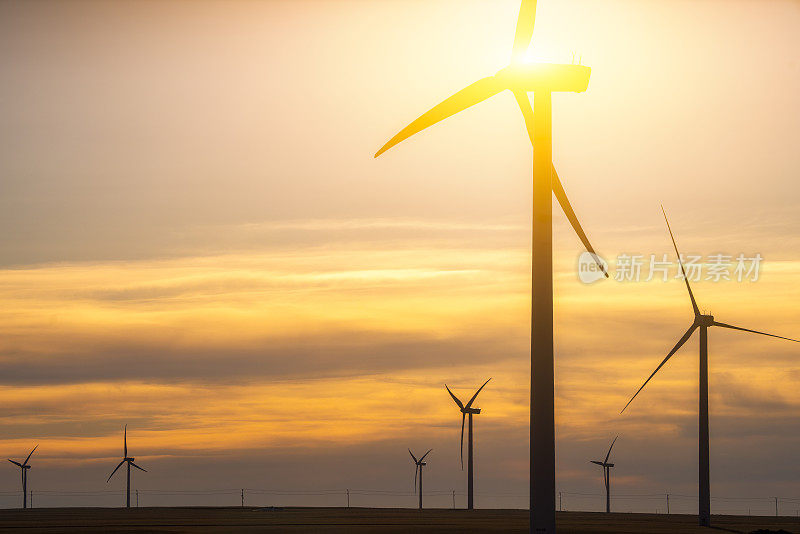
[408,448,432,511]
[445,378,491,510]
[589,436,617,514]
[107,425,147,508]
[374,1,605,531]
[621,207,800,527]
[8,445,37,509]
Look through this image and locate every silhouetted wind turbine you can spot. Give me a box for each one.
[107,425,147,508]
[589,436,617,513]
[375,2,604,531]
[409,448,432,510]
[8,445,37,509]
[445,378,491,510]
[622,207,800,527]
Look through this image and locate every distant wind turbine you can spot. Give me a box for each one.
[107,425,147,508]
[589,436,617,513]
[375,1,605,531]
[445,378,491,510]
[621,207,800,527]
[8,445,37,509]
[408,448,432,510]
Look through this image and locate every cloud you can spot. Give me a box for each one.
[0,329,524,386]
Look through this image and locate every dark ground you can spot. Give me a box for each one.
[0,507,797,533]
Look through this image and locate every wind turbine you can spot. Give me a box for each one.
[374,2,604,531]
[8,445,37,509]
[409,448,432,510]
[445,378,491,510]
[589,436,617,513]
[621,207,800,527]
[107,425,147,508]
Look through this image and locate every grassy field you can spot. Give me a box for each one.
[0,507,796,533]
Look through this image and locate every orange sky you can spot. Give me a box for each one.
[0,0,799,512]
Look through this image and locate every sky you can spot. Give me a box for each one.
[0,0,799,513]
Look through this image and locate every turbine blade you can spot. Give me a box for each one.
[8,460,22,468]
[107,460,125,482]
[464,378,492,409]
[131,462,147,472]
[23,445,38,466]
[662,206,699,316]
[551,170,608,278]
[459,412,465,470]
[552,168,608,277]
[419,448,433,462]
[408,449,418,463]
[374,76,505,158]
[444,385,464,410]
[124,425,128,457]
[621,324,698,413]
[712,321,800,343]
[511,0,537,63]
[604,436,618,464]
[513,91,608,277]
[589,460,604,466]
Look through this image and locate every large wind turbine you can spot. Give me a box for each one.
[107,425,147,508]
[589,436,617,513]
[408,448,432,510]
[8,445,37,509]
[375,2,604,531]
[445,378,491,510]
[622,207,799,527]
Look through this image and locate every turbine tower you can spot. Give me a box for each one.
[374,2,604,532]
[107,425,147,508]
[409,448,432,510]
[622,207,799,527]
[589,436,617,513]
[7,445,37,509]
[445,378,491,510]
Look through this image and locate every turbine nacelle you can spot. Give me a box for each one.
[461,407,481,415]
[696,314,715,327]
[495,63,591,93]
[125,457,135,462]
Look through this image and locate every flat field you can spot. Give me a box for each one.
[0,508,796,533]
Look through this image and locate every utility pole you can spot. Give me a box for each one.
[30,490,33,509]
[241,489,245,508]
[775,497,778,517]
[452,490,456,509]
[346,489,350,508]
[136,489,139,508]
[666,494,669,515]
[558,492,562,512]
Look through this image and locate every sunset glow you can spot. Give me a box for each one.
[0,0,799,516]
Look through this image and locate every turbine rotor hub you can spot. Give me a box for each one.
[462,408,481,415]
